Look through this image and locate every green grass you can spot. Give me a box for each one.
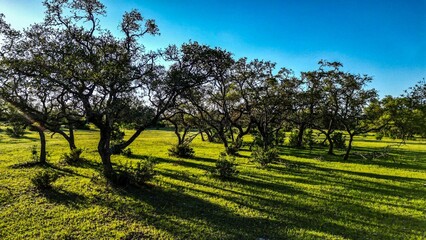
[0,128,425,239]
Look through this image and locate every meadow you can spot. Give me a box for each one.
[0,127,425,239]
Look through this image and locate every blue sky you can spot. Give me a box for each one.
[1,0,425,97]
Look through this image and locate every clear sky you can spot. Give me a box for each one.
[1,0,425,97]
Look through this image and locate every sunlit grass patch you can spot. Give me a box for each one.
[0,128,425,239]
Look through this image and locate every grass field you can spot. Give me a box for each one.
[0,127,425,239]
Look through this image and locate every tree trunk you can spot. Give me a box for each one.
[98,128,114,178]
[220,132,229,149]
[274,128,281,146]
[56,128,76,150]
[172,121,182,145]
[200,130,205,141]
[343,134,354,160]
[68,125,76,150]
[296,123,305,148]
[326,133,334,155]
[36,128,47,164]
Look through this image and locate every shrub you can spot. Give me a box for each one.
[168,144,195,158]
[31,170,58,190]
[113,158,157,187]
[131,160,157,186]
[287,129,299,147]
[111,124,125,142]
[375,132,384,141]
[6,124,26,138]
[31,145,39,162]
[111,124,126,155]
[212,152,239,179]
[275,129,286,146]
[251,148,279,167]
[226,138,243,155]
[225,145,239,156]
[303,129,316,150]
[60,148,83,165]
[332,132,346,149]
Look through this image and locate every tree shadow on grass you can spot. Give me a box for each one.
[103,184,288,239]
[9,161,45,169]
[41,187,88,208]
[7,135,39,141]
[9,161,91,179]
[100,176,402,240]
[128,154,215,171]
[269,160,426,199]
[276,144,426,172]
[69,158,103,171]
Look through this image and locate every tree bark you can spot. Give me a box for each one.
[56,128,76,150]
[36,128,47,164]
[68,125,76,150]
[98,128,114,178]
[343,133,354,160]
[274,128,281,146]
[296,123,305,148]
[199,130,205,141]
[326,133,334,155]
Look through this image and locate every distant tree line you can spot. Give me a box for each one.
[0,0,424,179]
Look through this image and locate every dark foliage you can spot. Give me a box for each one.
[212,152,239,179]
[332,132,346,149]
[168,144,195,158]
[31,170,58,191]
[251,148,280,167]
[112,158,157,187]
[60,148,84,165]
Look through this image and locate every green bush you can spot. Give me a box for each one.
[375,132,384,141]
[31,170,58,190]
[225,145,239,156]
[60,148,83,165]
[30,145,39,162]
[332,132,346,149]
[288,129,299,147]
[113,158,157,187]
[303,129,316,149]
[131,160,157,185]
[226,138,243,155]
[251,148,279,167]
[6,124,26,138]
[212,152,239,179]
[168,144,195,158]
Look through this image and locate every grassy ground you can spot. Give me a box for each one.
[0,127,425,239]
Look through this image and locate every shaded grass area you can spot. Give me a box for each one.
[0,128,425,239]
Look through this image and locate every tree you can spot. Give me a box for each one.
[176,42,238,153]
[405,79,426,137]
[335,72,379,160]
[0,0,193,178]
[247,62,290,150]
[305,61,343,155]
[381,84,425,140]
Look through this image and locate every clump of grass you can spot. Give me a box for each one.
[5,124,26,138]
[211,152,239,180]
[251,148,279,167]
[113,157,157,187]
[332,132,346,149]
[168,144,195,158]
[60,148,84,165]
[31,170,58,191]
[31,145,39,162]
